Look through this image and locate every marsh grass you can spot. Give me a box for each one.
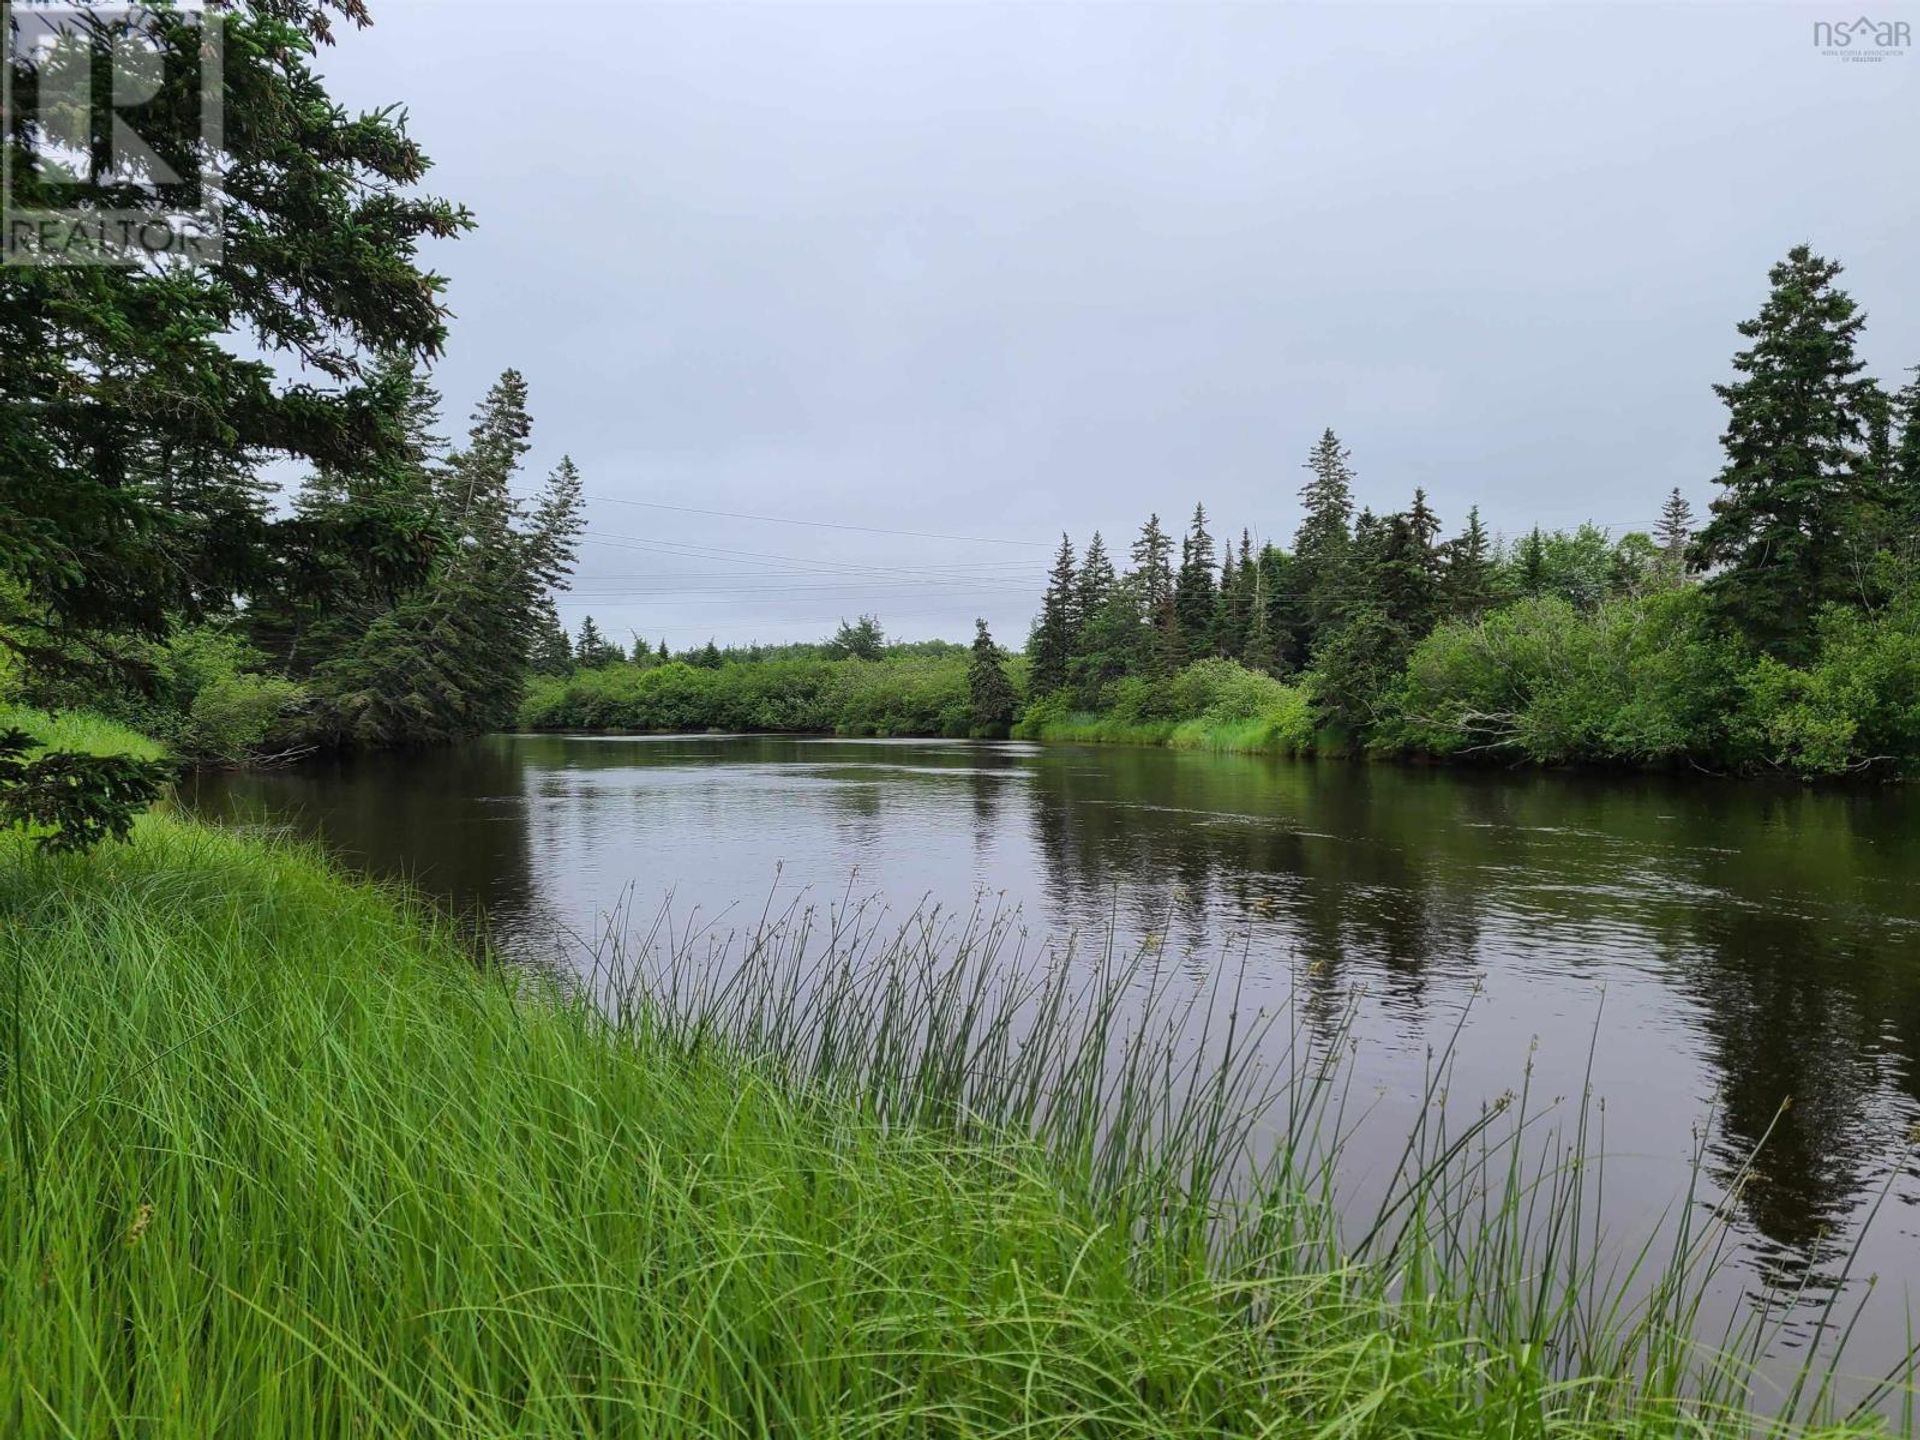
[0,817,1911,1436]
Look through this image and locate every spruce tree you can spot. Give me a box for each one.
[1029,534,1078,695]
[1891,368,1920,548]
[1516,528,1548,596]
[1216,531,1253,663]
[1294,430,1356,654]
[304,372,584,746]
[529,600,575,675]
[1408,489,1444,596]
[1130,515,1180,677]
[1073,532,1116,637]
[575,617,622,669]
[1654,489,1694,583]
[1260,545,1306,673]
[968,620,1018,734]
[1173,503,1218,662]
[1129,515,1174,615]
[1692,246,1886,656]
[1442,506,1494,619]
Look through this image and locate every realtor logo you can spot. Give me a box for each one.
[1813,14,1911,61]
[2,1,224,266]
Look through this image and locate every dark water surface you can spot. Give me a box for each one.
[185,734,1920,1373]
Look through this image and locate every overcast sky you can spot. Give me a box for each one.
[312,2,1919,649]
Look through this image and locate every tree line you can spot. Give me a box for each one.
[1021,246,1920,768]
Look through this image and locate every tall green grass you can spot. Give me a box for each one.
[0,817,1909,1436]
[0,703,167,760]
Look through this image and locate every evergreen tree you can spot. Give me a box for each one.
[1029,533,1078,695]
[0,1,470,841]
[529,600,574,675]
[1692,246,1886,656]
[695,640,723,669]
[1516,528,1548,596]
[1377,507,1441,642]
[1654,488,1694,583]
[1173,503,1218,662]
[967,619,1018,734]
[304,373,584,746]
[1066,530,1124,701]
[1442,506,1495,619]
[1256,545,1305,673]
[1314,502,1438,731]
[657,639,670,662]
[1073,532,1116,637]
[1891,368,1920,546]
[1130,514,1175,615]
[1407,489,1444,596]
[1216,531,1254,663]
[574,617,622,669]
[1294,430,1356,653]
[1130,514,1180,677]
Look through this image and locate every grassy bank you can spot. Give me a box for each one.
[0,712,1906,1433]
[0,703,167,761]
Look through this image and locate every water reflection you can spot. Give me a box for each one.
[183,735,1920,1312]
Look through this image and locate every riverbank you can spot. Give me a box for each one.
[2,710,1906,1436]
[520,624,1920,781]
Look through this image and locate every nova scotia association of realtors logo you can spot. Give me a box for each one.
[2,1,224,266]
[1813,14,1911,61]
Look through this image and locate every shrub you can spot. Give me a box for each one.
[1379,590,1745,767]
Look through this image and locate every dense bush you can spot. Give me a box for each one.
[1735,594,1920,776]
[518,653,976,738]
[9,623,308,765]
[1017,658,1314,754]
[1378,587,1920,777]
[1379,592,1743,766]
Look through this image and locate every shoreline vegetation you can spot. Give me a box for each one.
[1,706,1911,1435]
[513,610,1914,781]
[518,246,1919,782]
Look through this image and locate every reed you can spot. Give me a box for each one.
[0,815,1908,1436]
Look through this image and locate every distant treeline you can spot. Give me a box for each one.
[535,247,1920,778]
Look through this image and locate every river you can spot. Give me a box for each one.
[184,732,1920,1384]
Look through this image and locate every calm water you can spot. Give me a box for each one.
[185,734,1920,1370]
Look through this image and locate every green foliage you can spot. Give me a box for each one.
[0,723,171,853]
[0,1,467,694]
[825,614,887,662]
[520,652,975,739]
[1018,658,1313,755]
[967,620,1019,735]
[1294,429,1356,654]
[574,616,624,669]
[0,1,475,814]
[1173,503,1218,663]
[0,817,1890,1436]
[1735,593,1920,776]
[1028,535,1078,695]
[1376,586,1920,776]
[1693,246,1886,657]
[291,374,585,748]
